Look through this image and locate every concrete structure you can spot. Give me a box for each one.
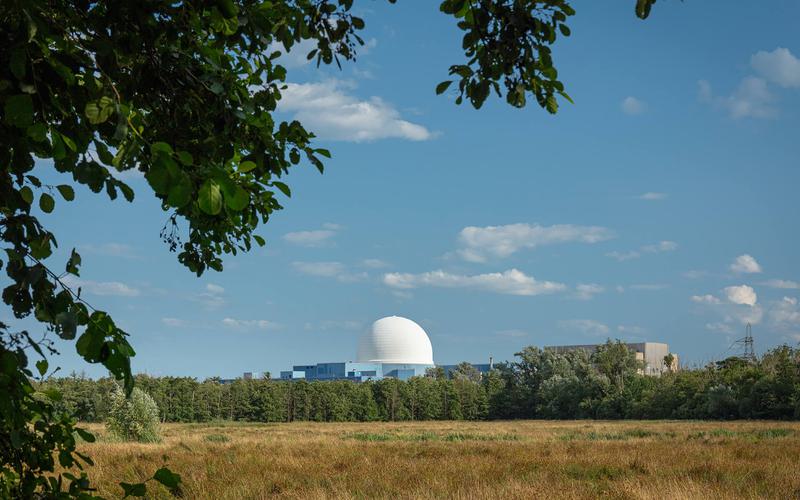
[267,319,682,382]
[546,342,679,376]
[279,316,436,382]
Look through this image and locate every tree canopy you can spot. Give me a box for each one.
[1,0,658,496]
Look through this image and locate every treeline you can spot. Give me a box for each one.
[41,341,800,423]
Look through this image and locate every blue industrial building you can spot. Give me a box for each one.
[276,316,494,382]
[280,361,432,382]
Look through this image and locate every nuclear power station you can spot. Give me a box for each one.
[266,315,677,381]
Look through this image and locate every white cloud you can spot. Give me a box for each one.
[683,270,709,280]
[770,296,800,328]
[733,304,764,325]
[730,254,762,274]
[312,320,364,332]
[291,261,367,283]
[636,192,667,201]
[278,79,432,142]
[574,283,605,300]
[268,37,378,69]
[383,269,566,296]
[292,261,345,277]
[494,329,529,338]
[162,317,188,327]
[361,258,389,269]
[193,283,225,308]
[282,224,340,247]
[621,96,646,115]
[457,223,613,262]
[706,322,734,334]
[761,279,800,290]
[268,39,317,69]
[222,318,276,330]
[606,240,677,262]
[750,47,800,88]
[692,294,722,305]
[643,241,678,253]
[724,285,757,306]
[605,250,641,262]
[557,319,610,336]
[63,277,140,297]
[699,77,776,119]
[617,325,646,335]
[694,286,763,328]
[630,284,668,291]
[79,243,138,259]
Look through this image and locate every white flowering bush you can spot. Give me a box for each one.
[106,387,161,443]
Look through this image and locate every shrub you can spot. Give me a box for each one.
[106,386,161,442]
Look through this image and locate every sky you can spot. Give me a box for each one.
[12,1,800,379]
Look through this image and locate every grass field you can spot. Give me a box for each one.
[75,420,800,499]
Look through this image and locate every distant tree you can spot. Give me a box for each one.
[426,366,446,380]
[451,362,482,383]
[663,353,675,373]
[592,340,642,390]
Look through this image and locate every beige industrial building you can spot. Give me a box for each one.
[546,342,679,376]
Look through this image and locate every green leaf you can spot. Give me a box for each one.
[39,193,55,213]
[66,248,81,275]
[95,141,115,164]
[546,95,558,114]
[51,131,66,160]
[273,181,291,197]
[167,173,193,208]
[176,150,194,166]
[10,48,26,80]
[56,185,75,201]
[120,482,147,497]
[27,123,48,142]
[9,430,21,449]
[4,94,34,128]
[35,359,48,376]
[314,148,331,159]
[60,133,77,152]
[145,156,174,195]
[253,235,266,247]
[636,0,656,19]
[20,186,33,204]
[84,101,113,124]
[238,160,256,173]
[56,311,77,339]
[198,180,222,215]
[216,0,238,18]
[43,388,62,402]
[152,467,182,490]
[75,427,96,443]
[436,80,453,95]
[150,142,173,156]
[224,185,249,211]
[119,182,135,202]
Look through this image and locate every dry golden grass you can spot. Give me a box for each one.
[74,420,800,499]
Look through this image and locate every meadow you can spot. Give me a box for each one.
[76,420,800,499]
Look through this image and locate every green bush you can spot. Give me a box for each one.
[105,386,161,443]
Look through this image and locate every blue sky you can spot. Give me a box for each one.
[15,1,800,378]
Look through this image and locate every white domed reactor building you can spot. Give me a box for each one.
[279,316,437,381]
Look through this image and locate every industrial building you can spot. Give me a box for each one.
[280,316,438,381]
[546,342,679,376]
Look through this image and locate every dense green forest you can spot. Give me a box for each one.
[42,342,800,423]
